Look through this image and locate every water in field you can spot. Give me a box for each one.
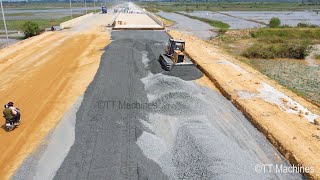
[166,11,320,30]
[157,11,217,40]
[182,11,264,29]
[4,7,100,20]
[223,11,320,26]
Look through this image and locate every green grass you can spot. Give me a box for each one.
[144,6,159,13]
[138,2,320,12]
[156,14,176,27]
[0,1,111,31]
[176,12,230,29]
[3,2,110,9]
[5,13,34,17]
[243,28,320,59]
[243,42,310,59]
[251,28,320,40]
[0,15,82,31]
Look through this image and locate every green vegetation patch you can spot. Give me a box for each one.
[5,12,34,17]
[243,42,309,59]
[22,21,40,38]
[156,14,176,27]
[144,6,160,13]
[268,17,281,28]
[3,2,109,10]
[251,28,320,40]
[176,12,230,29]
[0,15,81,31]
[244,28,320,59]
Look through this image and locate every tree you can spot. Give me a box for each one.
[21,21,40,38]
[269,17,281,28]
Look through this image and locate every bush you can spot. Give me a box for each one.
[185,8,194,12]
[243,41,310,59]
[269,17,281,28]
[218,28,227,35]
[249,28,320,40]
[21,21,40,38]
[296,23,318,28]
[279,24,291,28]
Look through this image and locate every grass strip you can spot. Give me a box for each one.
[156,14,176,27]
[176,12,230,29]
[0,14,82,31]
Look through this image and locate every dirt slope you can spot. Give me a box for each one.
[0,14,111,179]
[168,30,320,180]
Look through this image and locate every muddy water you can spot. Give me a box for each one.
[157,11,217,40]
[223,11,320,26]
[163,11,320,30]
[183,11,264,29]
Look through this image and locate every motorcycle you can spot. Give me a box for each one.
[5,119,20,132]
[5,108,21,132]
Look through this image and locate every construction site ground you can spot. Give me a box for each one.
[114,13,163,29]
[0,13,113,179]
[0,3,319,180]
[15,30,303,180]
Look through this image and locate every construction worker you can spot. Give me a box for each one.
[3,102,20,125]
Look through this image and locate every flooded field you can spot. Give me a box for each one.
[223,11,320,26]
[4,7,100,20]
[160,10,320,30]
[182,11,264,29]
[158,11,217,40]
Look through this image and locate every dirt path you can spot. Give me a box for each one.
[0,14,112,179]
[168,30,320,180]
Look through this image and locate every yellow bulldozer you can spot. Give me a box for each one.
[158,39,194,71]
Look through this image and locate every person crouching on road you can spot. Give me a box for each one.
[3,102,20,125]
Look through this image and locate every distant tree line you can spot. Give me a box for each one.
[302,0,320,4]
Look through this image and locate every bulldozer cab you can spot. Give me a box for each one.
[166,39,185,56]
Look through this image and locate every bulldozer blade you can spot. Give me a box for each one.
[158,54,173,71]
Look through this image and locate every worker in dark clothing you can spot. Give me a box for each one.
[3,102,20,125]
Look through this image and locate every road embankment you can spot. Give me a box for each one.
[60,13,93,29]
[0,16,111,179]
[168,30,320,180]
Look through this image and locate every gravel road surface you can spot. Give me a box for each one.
[15,30,304,180]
